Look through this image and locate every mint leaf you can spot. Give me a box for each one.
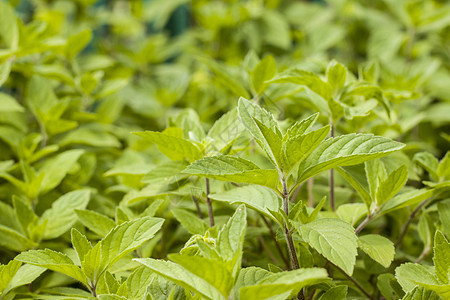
[240,268,329,300]
[433,231,450,284]
[15,249,87,284]
[376,165,408,206]
[298,134,404,184]
[184,156,279,189]
[209,185,281,222]
[358,234,395,268]
[41,190,90,239]
[134,258,223,300]
[251,55,277,94]
[133,131,202,162]
[296,218,358,275]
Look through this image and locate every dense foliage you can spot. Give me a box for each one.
[0,0,449,299]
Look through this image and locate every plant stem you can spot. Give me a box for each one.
[330,262,374,300]
[355,207,378,235]
[205,178,214,227]
[395,198,431,247]
[281,179,300,270]
[355,214,372,235]
[261,215,290,268]
[191,195,204,219]
[330,122,335,211]
[416,246,431,263]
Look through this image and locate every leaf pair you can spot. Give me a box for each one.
[136,206,330,300]
[0,190,90,252]
[16,217,164,292]
[396,231,450,299]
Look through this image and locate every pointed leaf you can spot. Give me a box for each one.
[295,218,358,275]
[251,55,277,94]
[318,286,348,300]
[99,217,164,272]
[376,165,408,206]
[41,190,90,239]
[184,156,279,189]
[433,231,450,284]
[298,134,404,184]
[240,268,329,300]
[209,185,281,223]
[134,258,224,300]
[172,208,208,235]
[169,254,234,298]
[71,229,92,265]
[282,125,330,174]
[133,131,202,162]
[358,234,395,268]
[402,286,440,300]
[15,249,87,284]
[75,209,116,237]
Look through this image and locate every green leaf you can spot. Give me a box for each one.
[97,217,164,274]
[297,134,405,185]
[25,76,58,120]
[0,61,11,87]
[318,285,348,300]
[376,165,408,206]
[395,263,440,293]
[201,58,250,99]
[0,93,24,113]
[1,264,45,296]
[251,55,277,94]
[133,131,202,162]
[377,273,404,300]
[282,125,330,174]
[402,286,440,300]
[15,249,87,284]
[75,209,116,237]
[13,197,39,238]
[270,70,332,100]
[66,29,92,59]
[437,152,450,181]
[142,161,189,184]
[71,229,92,265]
[41,190,90,239]
[209,185,281,223]
[134,258,224,300]
[172,208,208,235]
[380,188,435,215]
[206,108,245,153]
[184,156,279,190]
[0,225,37,252]
[233,267,271,300]
[413,152,439,182]
[336,167,372,210]
[365,160,387,201]
[326,60,347,92]
[433,231,450,284]
[238,98,282,169]
[239,268,329,300]
[126,266,155,299]
[38,150,85,194]
[438,201,450,237]
[336,203,367,227]
[169,254,234,298]
[0,260,21,294]
[295,218,358,275]
[0,2,19,49]
[217,205,247,266]
[358,234,395,268]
